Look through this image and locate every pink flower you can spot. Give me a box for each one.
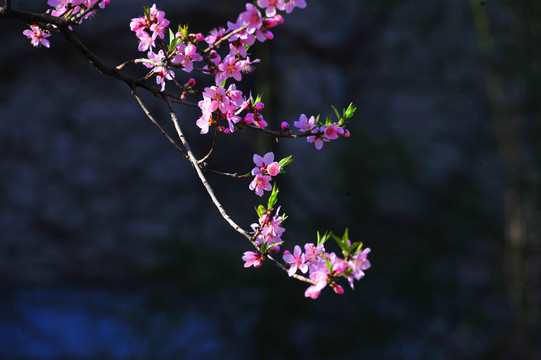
[148,4,169,40]
[324,123,340,140]
[171,43,203,73]
[23,25,50,48]
[347,248,371,289]
[260,206,285,238]
[226,83,245,107]
[144,50,175,92]
[227,21,256,58]
[285,0,307,14]
[327,252,349,276]
[255,15,284,42]
[307,126,327,150]
[202,86,227,112]
[130,17,148,34]
[237,3,263,34]
[205,27,227,46]
[249,173,272,196]
[257,0,286,17]
[293,114,316,132]
[283,245,308,277]
[252,152,280,176]
[304,280,326,299]
[136,31,155,52]
[196,97,217,134]
[216,54,243,85]
[242,251,263,268]
[224,109,242,133]
[304,243,325,262]
[267,162,280,176]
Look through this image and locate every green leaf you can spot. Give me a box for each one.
[267,241,283,251]
[331,105,341,121]
[317,231,332,246]
[278,155,293,169]
[343,102,357,120]
[350,241,363,255]
[168,28,177,52]
[323,255,333,272]
[332,233,349,253]
[325,115,332,126]
[177,24,189,39]
[256,204,266,218]
[342,228,349,243]
[251,93,264,106]
[267,183,279,210]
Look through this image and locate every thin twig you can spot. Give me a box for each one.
[247,124,312,138]
[2,4,316,286]
[164,96,315,284]
[163,96,256,242]
[199,164,251,179]
[266,254,316,284]
[203,24,249,54]
[0,7,68,27]
[197,122,220,164]
[68,0,104,25]
[131,88,188,159]
[116,58,161,71]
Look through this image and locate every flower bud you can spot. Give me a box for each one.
[330,283,344,294]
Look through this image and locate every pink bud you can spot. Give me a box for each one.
[265,15,284,28]
[331,283,344,294]
[253,101,264,111]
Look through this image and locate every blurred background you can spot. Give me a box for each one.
[1,0,540,359]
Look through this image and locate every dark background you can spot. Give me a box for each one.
[1,0,540,359]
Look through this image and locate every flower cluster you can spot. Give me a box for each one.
[249,152,281,196]
[129,4,170,51]
[293,113,351,150]
[251,206,286,253]
[244,215,372,299]
[196,84,247,134]
[48,0,110,21]
[22,0,110,47]
[285,239,371,299]
[242,98,268,129]
[142,49,175,92]
[20,0,369,300]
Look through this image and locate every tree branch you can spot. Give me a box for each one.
[163,97,315,284]
[197,122,220,164]
[2,3,317,286]
[131,87,188,160]
[0,7,68,27]
[162,96,256,241]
